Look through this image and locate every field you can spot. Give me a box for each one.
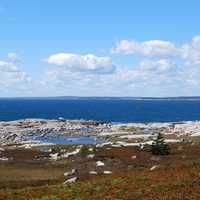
[0,142,200,200]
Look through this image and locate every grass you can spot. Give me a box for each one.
[52,166,200,199]
[1,163,198,200]
[1,143,200,199]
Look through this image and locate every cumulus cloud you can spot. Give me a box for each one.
[137,59,177,74]
[39,36,200,96]
[41,57,180,96]
[181,36,200,65]
[0,54,32,96]
[103,37,200,95]
[46,53,116,74]
[3,36,200,97]
[111,39,180,57]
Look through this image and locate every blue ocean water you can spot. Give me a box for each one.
[0,98,200,123]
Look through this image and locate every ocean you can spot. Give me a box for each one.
[0,98,200,123]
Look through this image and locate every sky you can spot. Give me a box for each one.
[0,0,200,97]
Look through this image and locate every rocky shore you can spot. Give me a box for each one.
[0,118,200,146]
[0,119,110,145]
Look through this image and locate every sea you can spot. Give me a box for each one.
[0,98,200,123]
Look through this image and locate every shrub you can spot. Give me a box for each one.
[151,133,170,155]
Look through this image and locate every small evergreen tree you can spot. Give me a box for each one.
[151,133,170,155]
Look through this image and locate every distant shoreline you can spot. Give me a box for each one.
[1,96,200,100]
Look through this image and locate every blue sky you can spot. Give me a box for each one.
[0,0,200,97]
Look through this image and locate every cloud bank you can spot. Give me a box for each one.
[3,36,200,97]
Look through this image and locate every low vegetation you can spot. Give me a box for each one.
[151,133,170,155]
[0,143,200,199]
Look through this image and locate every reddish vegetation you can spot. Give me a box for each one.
[0,144,200,199]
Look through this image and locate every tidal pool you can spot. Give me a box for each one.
[24,135,105,145]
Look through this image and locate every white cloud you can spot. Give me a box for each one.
[138,59,177,74]
[0,54,32,96]
[46,53,116,74]
[40,36,200,96]
[3,36,200,97]
[106,37,200,95]
[41,57,180,96]
[181,36,200,65]
[111,39,180,57]
[7,53,20,63]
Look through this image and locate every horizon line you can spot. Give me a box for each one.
[1,96,200,99]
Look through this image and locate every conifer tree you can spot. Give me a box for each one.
[151,133,170,155]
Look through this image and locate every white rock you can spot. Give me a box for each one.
[63,177,77,184]
[40,148,52,153]
[87,154,95,159]
[111,144,122,147]
[62,149,80,158]
[103,171,112,174]
[131,155,137,159]
[49,153,59,160]
[60,149,66,153]
[150,165,159,171]
[0,157,9,161]
[20,142,53,148]
[89,171,98,175]
[96,142,112,148]
[64,172,70,176]
[64,168,76,176]
[21,144,31,149]
[120,134,152,139]
[191,133,200,137]
[164,139,181,143]
[96,161,105,167]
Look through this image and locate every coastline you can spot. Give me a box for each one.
[0,118,200,147]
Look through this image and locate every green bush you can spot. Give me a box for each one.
[151,133,170,155]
